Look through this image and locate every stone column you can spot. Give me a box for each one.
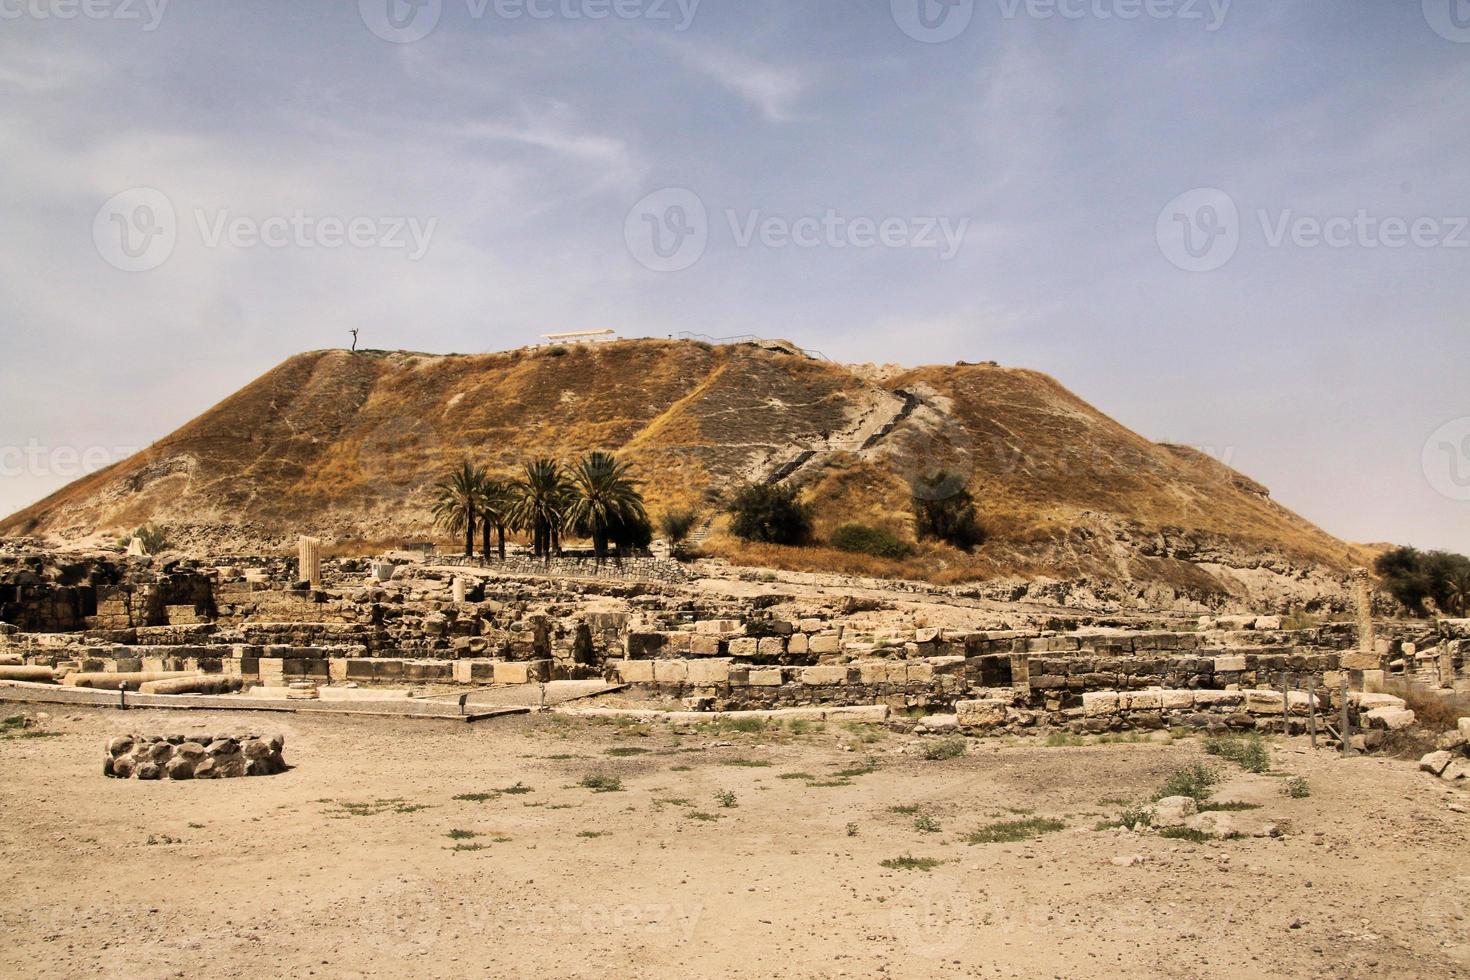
[452,577,467,604]
[298,536,322,590]
[1351,567,1374,655]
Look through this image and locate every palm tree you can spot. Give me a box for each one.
[510,458,572,560]
[566,451,648,565]
[432,460,484,558]
[1448,571,1470,618]
[476,476,513,561]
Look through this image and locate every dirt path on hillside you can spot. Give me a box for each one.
[1,709,1466,979]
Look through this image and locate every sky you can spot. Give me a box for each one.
[0,0,1467,552]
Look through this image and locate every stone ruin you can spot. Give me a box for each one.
[1,543,1466,743]
[104,732,286,779]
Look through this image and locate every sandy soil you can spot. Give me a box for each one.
[2,707,1467,979]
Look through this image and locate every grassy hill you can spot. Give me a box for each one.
[0,339,1365,606]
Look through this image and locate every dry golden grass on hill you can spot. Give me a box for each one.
[0,339,1364,602]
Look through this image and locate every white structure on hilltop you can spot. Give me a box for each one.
[541,329,616,344]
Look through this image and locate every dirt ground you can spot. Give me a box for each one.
[2,707,1467,979]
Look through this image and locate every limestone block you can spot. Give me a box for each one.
[1083,692,1120,717]
[654,660,689,685]
[798,619,824,633]
[1127,691,1162,711]
[1214,655,1247,673]
[690,635,723,657]
[1245,691,1285,715]
[1460,717,1470,741]
[914,627,941,644]
[696,619,742,635]
[1341,652,1382,670]
[787,634,809,655]
[1146,796,1198,829]
[808,633,842,655]
[614,660,655,684]
[493,660,550,685]
[757,637,786,656]
[685,659,731,686]
[955,699,1008,729]
[905,662,934,684]
[664,632,692,655]
[1159,690,1195,711]
[727,637,759,657]
[857,662,900,685]
[801,666,851,686]
[1420,751,1454,776]
[1253,616,1282,631]
[747,668,783,687]
[1364,707,1416,731]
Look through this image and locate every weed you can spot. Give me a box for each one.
[778,772,815,780]
[577,830,606,839]
[447,829,479,840]
[922,738,966,761]
[453,792,498,803]
[1157,827,1210,844]
[449,843,487,852]
[579,774,623,793]
[835,761,877,778]
[808,779,853,788]
[328,798,430,817]
[724,758,772,768]
[145,834,181,846]
[605,747,650,757]
[500,782,532,795]
[880,854,943,871]
[670,765,693,772]
[965,817,1065,845]
[714,790,738,808]
[1197,800,1261,812]
[685,811,718,821]
[1044,732,1085,747]
[889,804,921,815]
[1204,735,1270,773]
[846,822,858,837]
[1282,776,1310,799]
[1153,763,1219,802]
[914,813,941,834]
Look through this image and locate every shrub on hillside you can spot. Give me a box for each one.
[727,483,812,546]
[659,509,699,547]
[1374,546,1470,616]
[829,523,912,560]
[911,472,985,550]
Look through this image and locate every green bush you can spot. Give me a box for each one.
[1374,545,1470,616]
[659,509,699,547]
[910,472,985,550]
[1153,763,1219,802]
[727,483,812,546]
[922,737,967,761]
[1204,735,1270,773]
[829,523,912,560]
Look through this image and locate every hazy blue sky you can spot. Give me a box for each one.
[1,0,1467,552]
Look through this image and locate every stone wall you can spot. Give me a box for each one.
[104,732,286,779]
